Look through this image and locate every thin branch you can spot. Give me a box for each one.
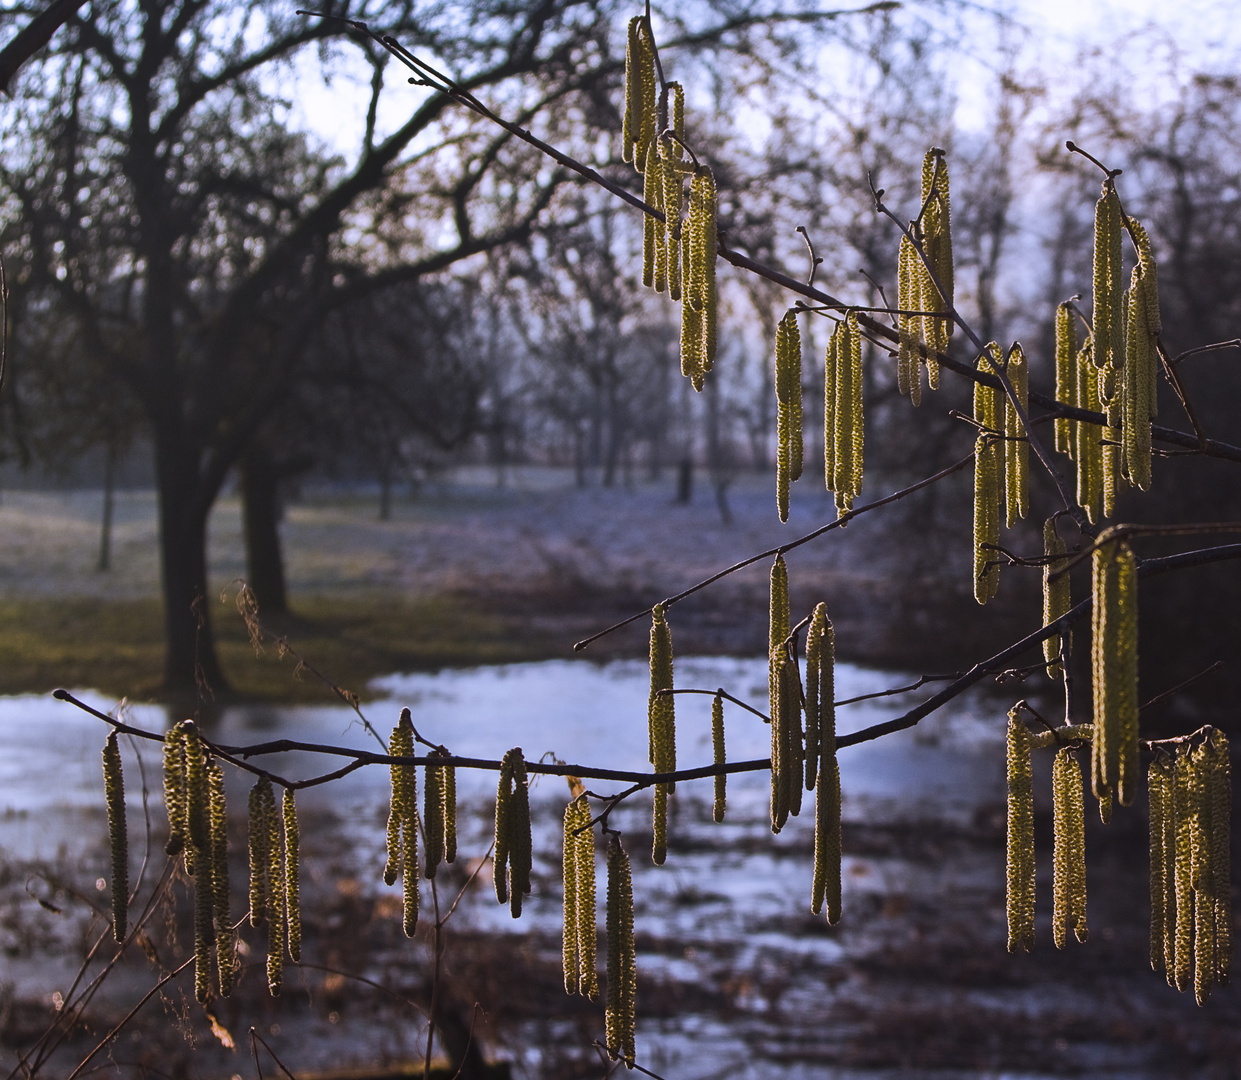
[573,451,975,651]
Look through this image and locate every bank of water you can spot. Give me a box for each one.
[0,659,1232,1078]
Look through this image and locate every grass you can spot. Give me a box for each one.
[0,593,570,702]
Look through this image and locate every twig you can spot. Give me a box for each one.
[573,451,975,651]
[1140,660,1224,713]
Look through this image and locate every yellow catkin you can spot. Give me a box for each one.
[424,759,444,879]
[508,750,532,918]
[711,692,726,823]
[1161,752,1178,974]
[1092,537,1139,807]
[385,716,415,888]
[442,763,457,865]
[824,327,838,488]
[973,434,1000,604]
[248,777,274,928]
[1207,731,1232,986]
[896,233,920,404]
[563,799,580,995]
[642,150,662,291]
[1042,518,1070,678]
[775,309,803,521]
[162,722,187,858]
[1003,343,1029,527]
[1093,183,1124,375]
[1097,536,1141,809]
[576,802,599,999]
[605,835,637,1068]
[1190,743,1215,1005]
[399,729,419,938]
[661,84,686,299]
[828,313,864,517]
[648,603,675,864]
[103,732,128,944]
[183,722,208,859]
[208,762,233,997]
[1006,709,1035,953]
[563,795,598,999]
[768,555,791,832]
[919,148,953,366]
[622,17,642,165]
[1054,303,1078,455]
[1149,755,1171,972]
[282,788,301,963]
[1123,261,1154,491]
[682,167,717,387]
[1051,748,1088,948]
[494,749,514,905]
[266,777,286,996]
[843,312,864,513]
[812,641,841,926]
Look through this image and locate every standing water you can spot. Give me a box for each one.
[0,659,1233,1078]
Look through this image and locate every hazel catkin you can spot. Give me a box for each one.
[282,788,301,963]
[1006,708,1035,953]
[248,777,274,928]
[605,835,637,1068]
[1042,518,1070,679]
[208,762,234,997]
[1051,748,1088,947]
[103,732,128,943]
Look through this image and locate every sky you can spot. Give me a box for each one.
[281,0,1241,163]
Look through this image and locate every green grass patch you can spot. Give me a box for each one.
[0,594,568,703]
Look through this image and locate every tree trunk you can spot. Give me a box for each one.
[97,442,116,572]
[241,443,289,615]
[156,433,225,696]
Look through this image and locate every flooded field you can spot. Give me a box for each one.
[1,658,1237,1079]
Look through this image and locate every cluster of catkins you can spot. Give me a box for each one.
[624,15,716,390]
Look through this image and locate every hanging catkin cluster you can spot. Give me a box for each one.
[103,731,128,944]
[1042,518,1071,679]
[423,753,456,879]
[495,748,533,917]
[648,603,675,865]
[807,603,841,924]
[382,710,420,937]
[1051,748,1089,947]
[681,166,718,389]
[163,720,236,1002]
[774,308,804,522]
[768,554,803,833]
[918,147,954,365]
[1006,709,1036,952]
[623,14,716,387]
[825,311,863,517]
[1149,732,1232,1004]
[1091,534,1139,810]
[246,775,298,997]
[894,149,954,403]
[562,792,598,999]
[605,835,637,1068]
